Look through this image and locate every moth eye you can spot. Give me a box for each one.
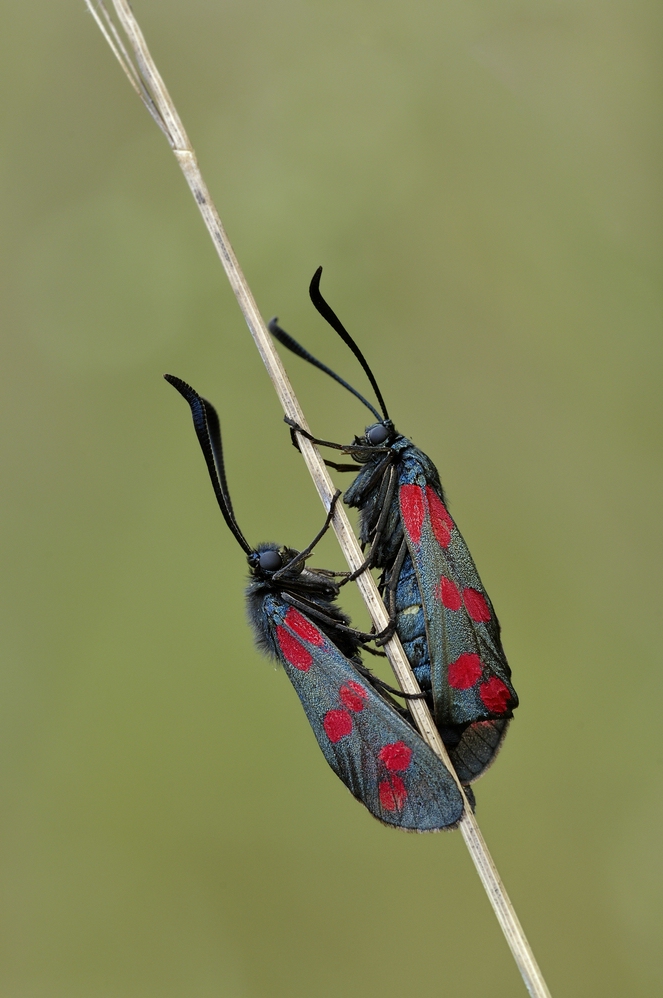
[259,549,282,571]
[366,423,389,445]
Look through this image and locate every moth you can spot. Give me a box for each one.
[269,269,518,785]
[165,374,465,830]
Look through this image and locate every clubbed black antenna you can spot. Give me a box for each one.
[308,267,389,421]
[268,317,383,423]
[164,374,253,556]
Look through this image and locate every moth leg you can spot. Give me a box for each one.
[337,552,376,585]
[284,417,346,452]
[307,566,352,579]
[341,466,397,584]
[284,424,362,471]
[339,464,397,585]
[343,617,396,645]
[361,643,387,658]
[371,617,397,646]
[280,593,393,645]
[324,461,363,473]
[272,490,342,580]
[287,421,301,452]
[362,454,394,531]
[382,536,409,619]
[284,417,392,460]
[353,666,426,701]
[278,593,366,636]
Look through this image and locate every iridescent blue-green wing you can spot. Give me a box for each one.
[265,597,464,831]
[399,483,518,730]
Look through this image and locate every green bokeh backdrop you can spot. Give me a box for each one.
[1,2,661,995]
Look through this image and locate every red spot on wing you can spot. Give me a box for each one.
[438,577,462,610]
[479,677,511,714]
[339,682,368,712]
[323,709,353,743]
[426,487,453,548]
[276,626,312,671]
[448,653,483,689]
[378,741,412,772]
[400,485,426,544]
[284,607,324,645]
[379,775,408,812]
[463,588,491,623]
[347,680,367,697]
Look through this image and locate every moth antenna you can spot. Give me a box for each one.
[164,374,253,556]
[268,317,383,423]
[197,390,235,519]
[309,266,390,421]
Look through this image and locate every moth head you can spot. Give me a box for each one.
[357,419,395,448]
[250,544,304,579]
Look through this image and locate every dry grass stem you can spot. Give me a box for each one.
[85,3,552,995]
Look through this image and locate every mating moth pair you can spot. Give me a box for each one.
[166,270,517,832]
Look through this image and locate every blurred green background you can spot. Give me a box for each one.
[1,1,661,995]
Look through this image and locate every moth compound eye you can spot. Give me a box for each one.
[259,549,282,571]
[366,423,389,445]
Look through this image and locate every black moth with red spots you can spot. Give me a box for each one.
[164,374,465,831]
[269,269,518,788]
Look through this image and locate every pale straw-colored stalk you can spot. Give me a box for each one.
[84,4,552,995]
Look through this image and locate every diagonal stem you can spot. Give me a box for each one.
[85,4,551,995]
